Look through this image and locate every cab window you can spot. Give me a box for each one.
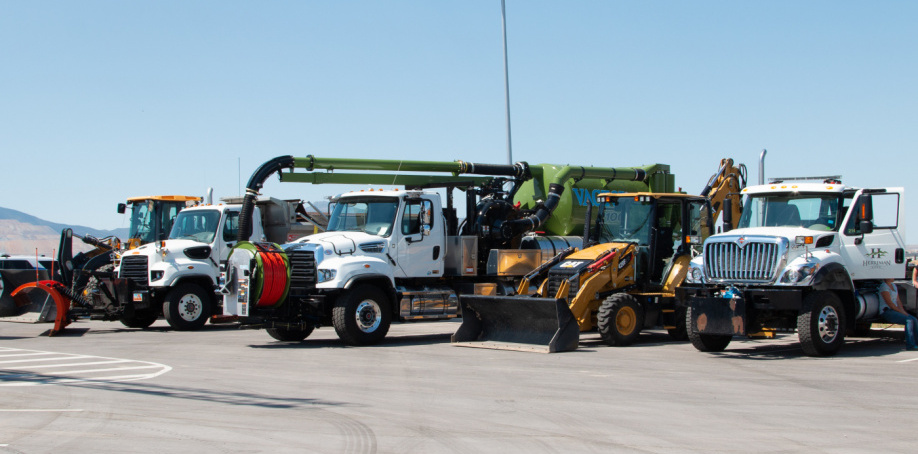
[402,199,433,235]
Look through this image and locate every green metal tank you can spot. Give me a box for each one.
[513,163,673,236]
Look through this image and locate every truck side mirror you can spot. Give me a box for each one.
[117,203,127,214]
[422,225,431,237]
[859,220,874,235]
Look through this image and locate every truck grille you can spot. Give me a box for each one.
[704,237,786,283]
[120,255,149,288]
[287,249,317,293]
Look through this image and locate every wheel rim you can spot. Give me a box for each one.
[616,306,637,336]
[355,300,382,333]
[178,294,203,322]
[817,305,840,343]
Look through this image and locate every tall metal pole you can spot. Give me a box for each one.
[501,0,513,165]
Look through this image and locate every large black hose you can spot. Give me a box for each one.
[500,183,565,239]
[237,156,296,242]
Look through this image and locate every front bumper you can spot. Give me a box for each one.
[678,284,807,335]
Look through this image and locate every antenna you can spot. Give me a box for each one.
[501,0,513,164]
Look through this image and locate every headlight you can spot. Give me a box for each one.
[779,263,818,284]
[317,268,337,283]
[685,266,705,283]
[151,270,164,281]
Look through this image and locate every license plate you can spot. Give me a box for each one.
[133,292,143,302]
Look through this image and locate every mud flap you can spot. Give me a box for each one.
[690,297,746,336]
[452,295,580,353]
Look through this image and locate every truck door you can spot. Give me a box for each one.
[215,210,241,263]
[396,198,444,278]
[839,189,906,280]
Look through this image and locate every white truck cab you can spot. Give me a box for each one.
[298,189,446,289]
[679,179,908,356]
[223,189,463,344]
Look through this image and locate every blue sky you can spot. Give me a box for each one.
[1,1,916,241]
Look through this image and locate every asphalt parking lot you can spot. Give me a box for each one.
[2,318,917,453]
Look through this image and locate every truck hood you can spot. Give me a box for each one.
[299,231,388,256]
[714,227,835,241]
[124,239,214,258]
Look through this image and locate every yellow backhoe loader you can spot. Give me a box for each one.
[453,159,746,352]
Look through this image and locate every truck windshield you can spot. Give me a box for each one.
[169,209,222,243]
[597,198,654,245]
[738,194,842,231]
[327,197,399,237]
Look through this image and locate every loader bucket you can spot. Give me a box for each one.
[452,295,580,353]
[9,281,73,336]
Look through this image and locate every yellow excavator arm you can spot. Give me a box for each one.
[701,158,747,231]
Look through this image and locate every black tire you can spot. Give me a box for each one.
[332,285,392,346]
[162,283,212,331]
[597,293,644,346]
[686,306,732,352]
[797,290,846,356]
[267,326,315,342]
[667,306,689,341]
[120,308,159,329]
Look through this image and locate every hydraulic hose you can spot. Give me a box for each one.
[237,155,296,242]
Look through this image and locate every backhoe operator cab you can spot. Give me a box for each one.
[118,195,202,249]
[593,193,714,291]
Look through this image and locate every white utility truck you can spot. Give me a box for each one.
[677,176,910,356]
[116,197,313,330]
[218,155,672,346]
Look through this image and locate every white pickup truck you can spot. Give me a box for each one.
[677,178,910,356]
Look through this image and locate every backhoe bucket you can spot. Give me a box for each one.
[452,295,580,353]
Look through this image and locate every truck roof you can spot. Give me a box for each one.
[335,188,416,199]
[741,182,848,196]
[126,195,202,204]
[597,192,703,201]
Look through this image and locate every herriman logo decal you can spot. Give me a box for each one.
[863,248,892,269]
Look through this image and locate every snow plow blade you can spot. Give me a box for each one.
[0,270,56,323]
[8,281,73,335]
[452,295,580,353]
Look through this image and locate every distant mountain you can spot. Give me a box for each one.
[0,206,129,256]
[0,206,128,239]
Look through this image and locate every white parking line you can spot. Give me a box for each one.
[0,352,60,358]
[896,357,918,363]
[0,409,84,412]
[6,359,132,370]
[0,348,171,386]
[0,355,92,364]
